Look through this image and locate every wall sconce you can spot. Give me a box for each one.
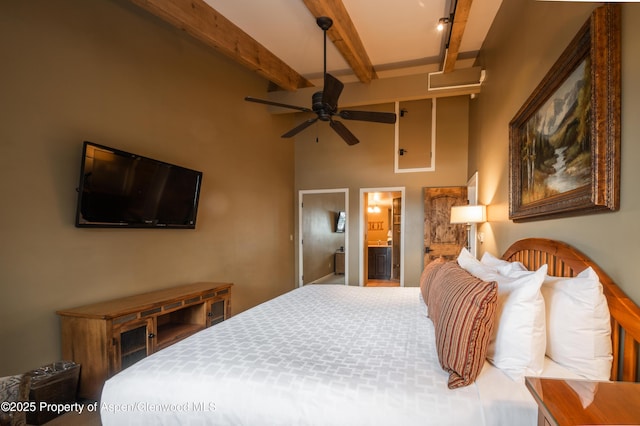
[437,16,451,32]
[450,204,487,251]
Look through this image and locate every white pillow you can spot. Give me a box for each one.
[458,248,547,381]
[480,251,527,275]
[541,267,612,380]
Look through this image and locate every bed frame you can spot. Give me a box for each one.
[502,238,640,382]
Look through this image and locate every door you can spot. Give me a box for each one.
[423,186,467,266]
[207,298,227,327]
[395,99,436,172]
[361,188,404,286]
[392,197,401,280]
[112,318,154,374]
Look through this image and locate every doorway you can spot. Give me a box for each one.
[298,189,348,287]
[359,187,405,287]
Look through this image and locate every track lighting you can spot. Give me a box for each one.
[437,17,450,32]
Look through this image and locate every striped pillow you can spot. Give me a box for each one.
[430,261,498,389]
[419,257,447,309]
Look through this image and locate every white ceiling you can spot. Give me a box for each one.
[203,0,503,86]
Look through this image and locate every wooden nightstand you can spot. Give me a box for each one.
[525,377,640,426]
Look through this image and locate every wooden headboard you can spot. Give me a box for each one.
[501,238,640,382]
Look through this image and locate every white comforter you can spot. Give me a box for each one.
[100,285,567,425]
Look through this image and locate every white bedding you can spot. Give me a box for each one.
[100,285,575,425]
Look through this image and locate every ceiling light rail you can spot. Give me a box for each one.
[428,67,486,91]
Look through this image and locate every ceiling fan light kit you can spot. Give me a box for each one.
[245,16,396,145]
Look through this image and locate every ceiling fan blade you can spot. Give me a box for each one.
[330,120,359,145]
[282,117,318,138]
[338,110,397,124]
[245,96,312,113]
[322,73,344,111]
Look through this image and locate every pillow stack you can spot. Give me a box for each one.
[420,248,613,386]
[463,249,612,381]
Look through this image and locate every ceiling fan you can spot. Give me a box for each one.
[245,17,397,145]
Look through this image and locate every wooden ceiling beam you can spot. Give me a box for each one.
[302,0,377,83]
[128,0,313,91]
[443,0,473,73]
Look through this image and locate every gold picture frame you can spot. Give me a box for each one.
[509,5,620,222]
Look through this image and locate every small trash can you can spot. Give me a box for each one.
[26,361,80,425]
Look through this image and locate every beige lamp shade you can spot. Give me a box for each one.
[450,205,486,224]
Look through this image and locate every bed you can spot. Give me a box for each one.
[100,238,640,425]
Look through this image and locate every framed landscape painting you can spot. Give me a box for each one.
[509,5,620,222]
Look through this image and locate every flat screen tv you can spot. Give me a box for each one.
[335,211,346,233]
[75,141,203,228]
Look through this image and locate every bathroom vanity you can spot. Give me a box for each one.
[368,246,391,280]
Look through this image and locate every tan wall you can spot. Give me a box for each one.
[469,1,640,304]
[0,0,296,374]
[295,96,470,286]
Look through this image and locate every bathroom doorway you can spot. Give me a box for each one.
[298,189,349,287]
[359,187,405,287]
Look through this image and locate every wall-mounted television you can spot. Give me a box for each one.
[335,211,346,233]
[75,141,203,228]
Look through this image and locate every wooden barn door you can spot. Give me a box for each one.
[423,187,467,266]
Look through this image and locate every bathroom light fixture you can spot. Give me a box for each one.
[367,205,381,214]
[437,16,450,31]
[450,205,486,251]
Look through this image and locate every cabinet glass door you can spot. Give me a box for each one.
[207,299,226,326]
[116,319,153,371]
